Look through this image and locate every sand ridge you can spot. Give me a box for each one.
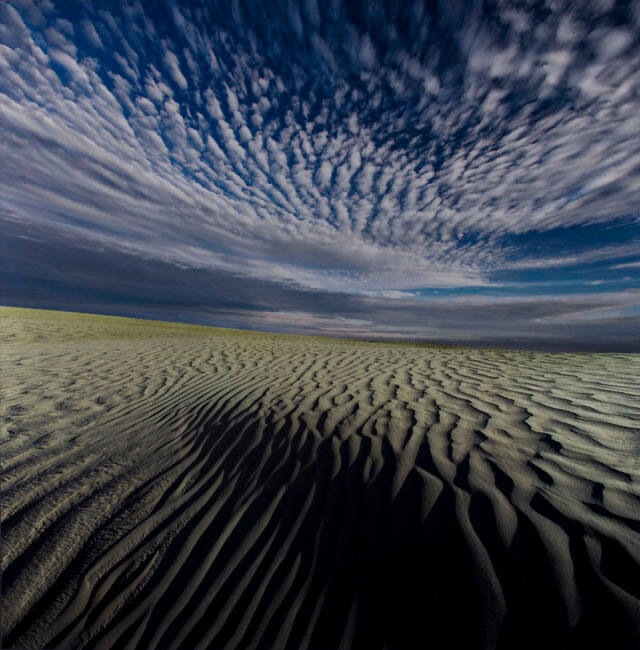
[1,307,639,649]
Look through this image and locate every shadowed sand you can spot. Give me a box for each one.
[1,307,639,650]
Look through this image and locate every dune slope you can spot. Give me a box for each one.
[2,307,639,649]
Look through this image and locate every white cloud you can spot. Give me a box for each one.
[611,260,640,270]
[163,47,187,89]
[317,161,332,187]
[358,34,376,68]
[0,0,638,308]
[81,21,103,48]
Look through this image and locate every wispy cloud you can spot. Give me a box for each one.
[611,260,640,270]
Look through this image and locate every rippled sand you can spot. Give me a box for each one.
[2,307,639,650]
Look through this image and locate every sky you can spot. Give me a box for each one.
[1,0,639,351]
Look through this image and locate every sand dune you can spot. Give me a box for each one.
[1,307,639,649]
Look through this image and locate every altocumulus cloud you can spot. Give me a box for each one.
[1,0,639,350]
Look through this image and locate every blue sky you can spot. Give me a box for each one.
[1,0,639,350]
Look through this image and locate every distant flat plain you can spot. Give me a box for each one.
[1,306,639,650]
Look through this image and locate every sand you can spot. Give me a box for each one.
[1,306,639,650]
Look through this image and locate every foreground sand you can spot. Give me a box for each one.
[1,307,639,650]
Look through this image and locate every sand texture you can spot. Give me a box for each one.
[2,307,640,650]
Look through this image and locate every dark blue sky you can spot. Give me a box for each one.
[1,0,639,350]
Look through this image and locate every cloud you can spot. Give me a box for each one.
[3,219,638,351]
[0,0,638,348]
[163,46,188,90]
[81,21,103,48]
[611,260,640,270]
[506,243,640,271]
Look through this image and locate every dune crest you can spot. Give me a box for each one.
[2,308,639,649]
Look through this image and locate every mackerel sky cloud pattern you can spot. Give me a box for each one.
[1,0,639,349]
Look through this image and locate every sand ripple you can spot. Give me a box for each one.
[2,309,639,649]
